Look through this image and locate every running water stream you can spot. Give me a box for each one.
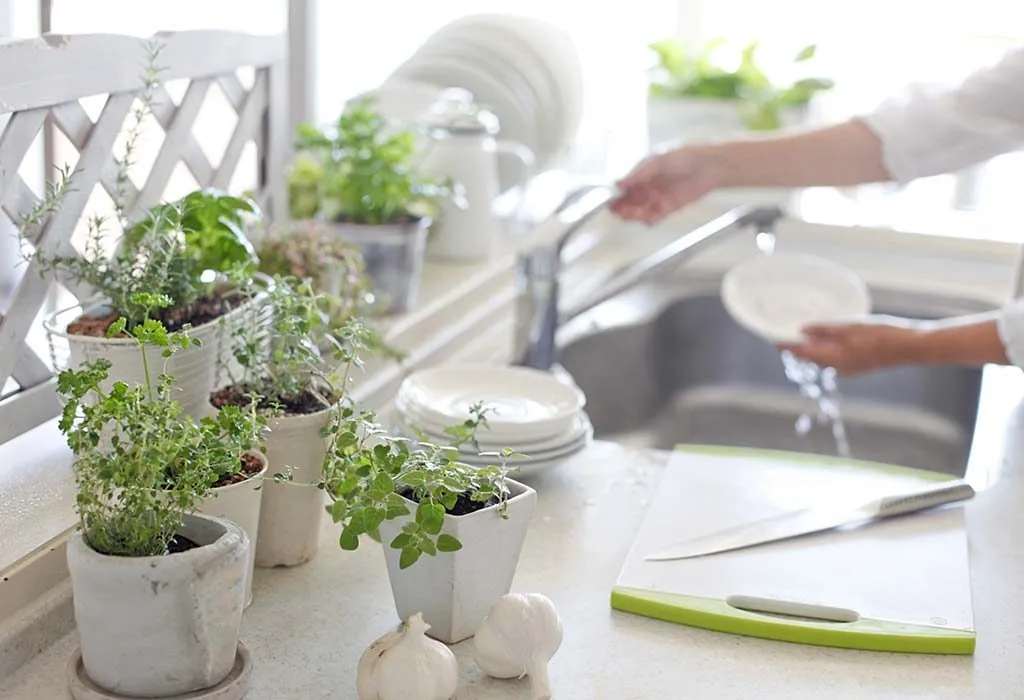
[754,227,852,458]
[781,350,852,458]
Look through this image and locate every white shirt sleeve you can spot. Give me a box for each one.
[857,45,1024,183]
[997,299,1024,367]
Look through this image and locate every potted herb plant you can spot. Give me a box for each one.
[254,220,403,364]
[646,38,835,149]
[321,394,538,644]
[38,183,263,420]
[59,296,264,698]
[287,96,453,315]
[210,275,379,568]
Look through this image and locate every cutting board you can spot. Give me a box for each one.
[611,445,975,654]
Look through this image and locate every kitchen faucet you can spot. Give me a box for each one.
[512,184,785,371]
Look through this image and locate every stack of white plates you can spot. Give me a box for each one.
[393,364,592,478]
[356,14,584,192]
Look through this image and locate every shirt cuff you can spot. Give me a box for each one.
[996,300,1024,368]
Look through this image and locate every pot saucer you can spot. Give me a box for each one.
[68,642,252,700]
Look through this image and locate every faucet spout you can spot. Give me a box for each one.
[512,194,785,371]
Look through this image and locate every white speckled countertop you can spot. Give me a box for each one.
[4,429,1024,699]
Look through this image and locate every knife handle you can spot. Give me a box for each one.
[874,480,975,518]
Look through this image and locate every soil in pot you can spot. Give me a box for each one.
[210,384,336,416]
[66,291,248,337]
[397,487,499,516]
[166,534,200,554]
[214,452,265,487]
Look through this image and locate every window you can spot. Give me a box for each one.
[311,1,1024,236]
[312,2,681,177]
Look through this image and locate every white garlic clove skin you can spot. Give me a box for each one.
[356,613,459,700]
[472,593,564,700]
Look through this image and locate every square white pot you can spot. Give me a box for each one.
[378,478,538,644]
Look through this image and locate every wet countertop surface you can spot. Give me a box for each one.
[3,432,1024,699]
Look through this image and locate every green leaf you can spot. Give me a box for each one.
[384,492,410,519]
[416,501,445,535]
[339,527,359,551]
[399,546,421,569]
[794,44,817,62]
[370,472,394,498]
[436,534,462,552]
[390,533,412,549]
[363,507,386,533]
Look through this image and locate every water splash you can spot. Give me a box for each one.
[780,350,851,458]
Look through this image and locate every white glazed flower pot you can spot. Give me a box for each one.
[645,95,807,150]
[254,406,333,568]
[67,513,249,698]
[195,451,268,609]
[378,478,538,644]
[45,296,259,421]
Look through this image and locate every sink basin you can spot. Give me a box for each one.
[558,277,995,476]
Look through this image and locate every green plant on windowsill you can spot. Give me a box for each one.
[57,292,264,557]
[287,96,458,225]
[648,37,835,131]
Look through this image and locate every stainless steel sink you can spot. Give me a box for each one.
[558,276,997,476]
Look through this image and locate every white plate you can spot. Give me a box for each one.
[395,410,592,454]
[398,364,585,441]
[721,253,871,344]
[458,440,590,479]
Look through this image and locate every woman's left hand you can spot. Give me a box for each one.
[779,321,921,375]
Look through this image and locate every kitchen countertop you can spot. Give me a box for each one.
[4,428,1024,699]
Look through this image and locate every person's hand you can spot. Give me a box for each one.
[609,147,729,225]
[778,321,923,375]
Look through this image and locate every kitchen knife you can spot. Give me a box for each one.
[644,478,975,561]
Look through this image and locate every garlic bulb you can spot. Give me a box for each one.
[472,593,563,700]
[356,612,458,700]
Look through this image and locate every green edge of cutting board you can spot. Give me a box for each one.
[609,444,975,655]
[610,587,975,655]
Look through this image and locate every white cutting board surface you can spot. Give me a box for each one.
[613,446,975,653]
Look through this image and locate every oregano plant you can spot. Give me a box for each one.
[318,322,518,569]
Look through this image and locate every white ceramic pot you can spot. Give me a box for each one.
[645,95,806,150]
[195,451,268,609]
[378,478,538,644]
[45,296,259,421]
[254,406,333,568]
[67,513,248,698]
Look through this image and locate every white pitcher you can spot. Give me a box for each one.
[420,95,534,262]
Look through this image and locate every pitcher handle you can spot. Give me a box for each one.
[492,139,536,234]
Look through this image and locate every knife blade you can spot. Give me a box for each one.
[644,478,976,562]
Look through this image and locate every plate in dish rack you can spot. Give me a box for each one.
[721,253,871,344]
[398,364,585,440]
